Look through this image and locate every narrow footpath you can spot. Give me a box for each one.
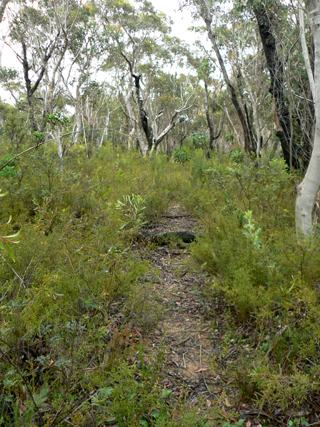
[137,205,268,426]
[141,205,224,410]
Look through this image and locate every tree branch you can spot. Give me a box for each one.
[153,94,196,149]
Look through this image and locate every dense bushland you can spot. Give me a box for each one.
[186,152,320,416]
[0,144,319,425]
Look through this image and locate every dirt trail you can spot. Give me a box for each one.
[136,205,319,426]
[138,205,270,426]
[144,205,220,405]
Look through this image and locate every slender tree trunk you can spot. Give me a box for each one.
[204,81,221,155]
[98,111,110,148]
[123,85,147,155]
[74,104,82,145]
[224,107,240,145]
[204,81,215,151]
[21,33,58,132]
[299,5,315,171]
[296,0,320,237]
[198,0,254,154]
[132,74,154,151]
[239,50,261,157]
[254,6,300,169]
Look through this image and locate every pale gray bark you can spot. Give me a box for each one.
[152,95,194,151]
[296,0,320,237]
[224,107,240,145]
[196,0,254,153]
[299,4,315,97]
[98,110,111,148]
[239,50,262,158]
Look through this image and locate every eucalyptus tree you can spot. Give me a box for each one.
[58,2,108,150]
[95,0,194,155]
[252,1,301,169]
[187,52,224,154]
[184,0,257,154]
[4,0,108,160]
[225,8,272,157]
[296,0,320,237]
[8,1,71,132]
[142,69,203,153]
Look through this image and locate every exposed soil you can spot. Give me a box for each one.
[139,205,232,417]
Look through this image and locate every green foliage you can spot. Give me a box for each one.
[44,112,70,128]
[191,132,207,150]
[184,153,320,413]
[0,148,218,425]
[173,146,191,164]
[116,193,146,231]
[0,155,17,177]
[288,418,309,427]
[222,420,245,427]
[0,146,318,424]
[230,149,244,164]
[33,131,45,143]
[242,210,261,249]
[0,190,21,261]
[3,111,28,150]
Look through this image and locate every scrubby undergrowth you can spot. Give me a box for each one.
[0,145,319,426]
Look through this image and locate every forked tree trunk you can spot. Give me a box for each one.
[296,0,320,237]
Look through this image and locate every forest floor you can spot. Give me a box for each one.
[134,205,265,427]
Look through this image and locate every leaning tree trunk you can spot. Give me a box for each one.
[296,0,320,237]
[199,0,255,154]
[254,6,300,169]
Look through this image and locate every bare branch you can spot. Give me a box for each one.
[153,93,196,149]
[121,51,134,75]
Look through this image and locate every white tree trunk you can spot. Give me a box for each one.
[296,0,320,237]
[299,4,315,97]
[98,112,110,148]
[239,50,262,158]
